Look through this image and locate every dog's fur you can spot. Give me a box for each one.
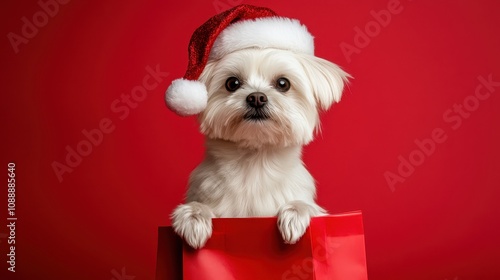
[172,48,349,248]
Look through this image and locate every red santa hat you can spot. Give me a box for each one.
[165,4,315,116]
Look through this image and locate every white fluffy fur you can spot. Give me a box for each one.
[165,78,208,116]
[209,17,314,60]
[172,48,349,249]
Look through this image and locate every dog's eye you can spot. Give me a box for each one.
[275,77,291,92]
[225,77,241,92]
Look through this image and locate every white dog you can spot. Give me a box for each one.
[166,6,349,249]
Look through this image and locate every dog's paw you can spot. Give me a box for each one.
[172,202,215,249]
[277,201,324,244]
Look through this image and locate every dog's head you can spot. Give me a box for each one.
[165,7,350,149]
[198,48,349,148]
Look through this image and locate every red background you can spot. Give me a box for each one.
[1,0,499,279]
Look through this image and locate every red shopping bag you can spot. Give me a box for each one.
[155,211,368,280]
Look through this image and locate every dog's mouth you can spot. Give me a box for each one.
[243,108,270,121]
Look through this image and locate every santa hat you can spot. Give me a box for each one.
[165,4,315,116]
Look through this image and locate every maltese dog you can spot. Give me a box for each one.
[165,5,349,249]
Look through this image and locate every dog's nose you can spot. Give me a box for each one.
[246,92,268,108]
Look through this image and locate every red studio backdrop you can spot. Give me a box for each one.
[1,0,499,279]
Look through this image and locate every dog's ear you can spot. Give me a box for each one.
[198,61,217,87]
[298,55,350,111]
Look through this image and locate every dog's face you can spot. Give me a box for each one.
[198,48,348,148]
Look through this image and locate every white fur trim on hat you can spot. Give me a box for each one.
[209,17,314,60]
[165,79,208,116]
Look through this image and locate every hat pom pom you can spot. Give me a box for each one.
[165,79,208,116]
